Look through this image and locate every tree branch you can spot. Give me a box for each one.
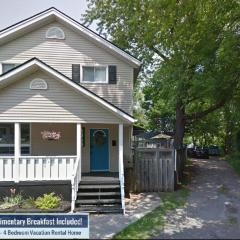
[150,46,169,61]
[185,99,227,122]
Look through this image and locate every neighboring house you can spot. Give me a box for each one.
[134,130,173,148]
[0,8,141,213]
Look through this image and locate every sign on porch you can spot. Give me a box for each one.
[41,130,61,141]
[30,79,48,90]
[0,213,89,239]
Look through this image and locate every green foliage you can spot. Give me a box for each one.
[228,216,238,225]
[35,193,61,210]
[226,153,240,175]
[84,0,240,147]
[3,194,23,205]
[0,190,23,209]
[133,85,148,128]
[20,197,35,209]
[235,131,240,152]
[0,202,17,210]
[113,188,189,239]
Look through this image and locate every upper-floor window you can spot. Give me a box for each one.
[46,27,65,40]
[82,66,108,83]
[2,63,17,74]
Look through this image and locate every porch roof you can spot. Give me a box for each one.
[0,58,135,123]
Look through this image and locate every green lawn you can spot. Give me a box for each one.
[226,153,240,175]
[113,187,189,239]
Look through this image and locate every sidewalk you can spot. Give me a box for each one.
[90,193,161,239]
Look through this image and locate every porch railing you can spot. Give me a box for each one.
[71,157,81,212]
[0,156,77,181]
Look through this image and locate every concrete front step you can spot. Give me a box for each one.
[77,192,121,197]
[76,199,121,205]
[74,206,123,214]
[76,179,122,213]
[78,184,120,189]
[80,180,120,185]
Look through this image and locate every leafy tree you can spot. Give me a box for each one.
[83,0,240,148]
[222,100,240,153]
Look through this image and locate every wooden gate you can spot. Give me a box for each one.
[133,148,175,192]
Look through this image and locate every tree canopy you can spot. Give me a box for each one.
[83,0,240,148]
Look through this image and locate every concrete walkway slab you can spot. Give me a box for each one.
[89,193,161,239]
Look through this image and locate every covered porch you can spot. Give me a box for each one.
[0,59,135,213]
[0,122,128,212]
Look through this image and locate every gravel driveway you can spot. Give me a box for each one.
[154,158,240,239]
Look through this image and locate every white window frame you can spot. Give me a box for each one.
[46,26,65,40]
[80,65,109,84]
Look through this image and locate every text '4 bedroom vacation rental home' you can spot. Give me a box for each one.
[0,8,141,213]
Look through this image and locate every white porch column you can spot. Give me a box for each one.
[118,124,125,213]
[76,123,82,179]
[14,123,21,183]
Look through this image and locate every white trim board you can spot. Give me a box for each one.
[0,8,141,68]
[0,58,135,123]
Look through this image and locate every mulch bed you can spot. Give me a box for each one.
[0,201,71,213]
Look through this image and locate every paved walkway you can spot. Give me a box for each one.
[154,158,240,239]
[90,193,161,239]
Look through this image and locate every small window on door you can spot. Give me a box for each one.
[93,130,107,146]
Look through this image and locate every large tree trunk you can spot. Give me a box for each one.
[174,101,185,149]
[224,121,234,154]
[174,101,186,185]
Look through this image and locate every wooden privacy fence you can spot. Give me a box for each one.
[133,148,175,192]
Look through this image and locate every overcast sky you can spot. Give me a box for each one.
[0,0,96,31]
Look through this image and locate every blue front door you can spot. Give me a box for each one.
[90,129,109,171]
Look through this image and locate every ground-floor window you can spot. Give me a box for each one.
[0,123,31,155]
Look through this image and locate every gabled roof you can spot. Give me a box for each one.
[0,7,141,68]
[0,58,135,123]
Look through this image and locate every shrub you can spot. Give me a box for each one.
[226,153,240,175]
[0,188,23,209]
[20,197,35,209]
[35,193,61,209]
[0,202,17,210]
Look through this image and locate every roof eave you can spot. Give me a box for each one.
[0,8,141,68]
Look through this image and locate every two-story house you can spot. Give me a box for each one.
[0,8,141,213]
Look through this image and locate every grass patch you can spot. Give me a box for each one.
[218,185,229,194]
[228,216,238,225]
[113,187,189,239]
[226,153,240,175]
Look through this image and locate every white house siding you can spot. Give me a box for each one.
[0,71,125,123]
[0,22,134,114]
